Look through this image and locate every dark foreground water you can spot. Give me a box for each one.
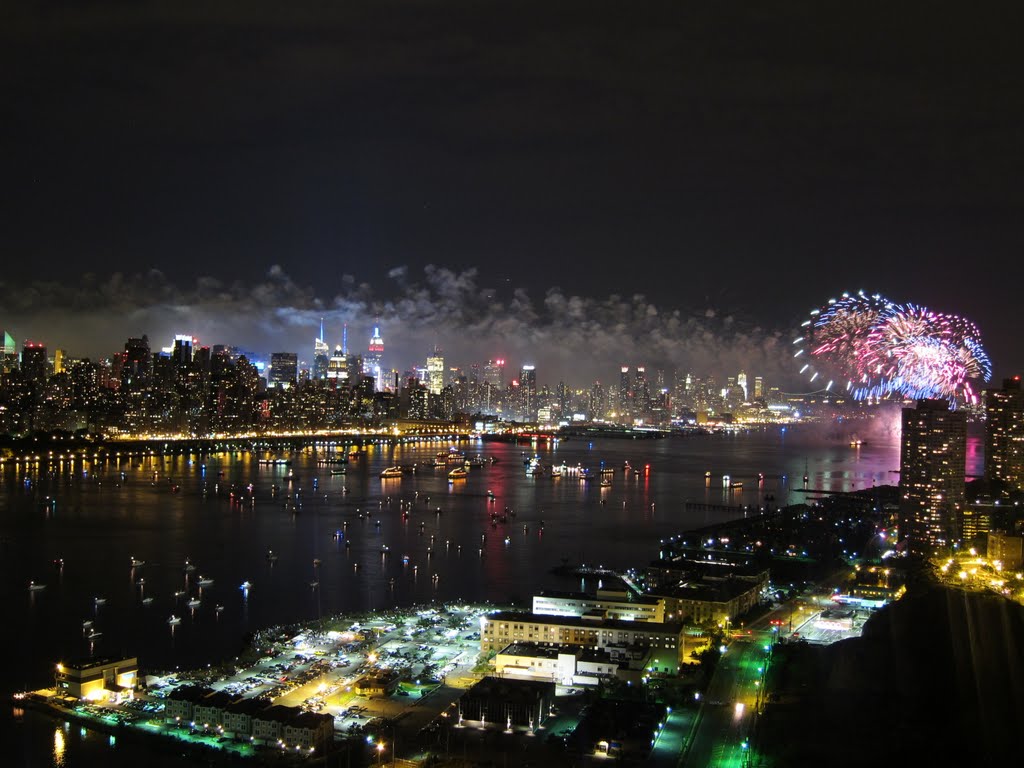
[1,423,983,765]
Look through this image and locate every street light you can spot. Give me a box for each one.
[376,741,385,766]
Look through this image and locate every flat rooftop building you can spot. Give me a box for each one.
[55,657,137,701]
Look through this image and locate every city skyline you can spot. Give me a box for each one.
[0,270,1012,391]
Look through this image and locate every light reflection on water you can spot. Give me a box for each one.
[2,424,983,766]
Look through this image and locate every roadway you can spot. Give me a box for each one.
[683,637,772,768]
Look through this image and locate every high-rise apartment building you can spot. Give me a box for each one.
[21,342,48,386]
[985,377,1024,491]
[753,376,764,401]
[899,399,967,556]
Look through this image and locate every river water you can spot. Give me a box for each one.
[1,422,983,764]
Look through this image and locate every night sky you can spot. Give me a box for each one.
[2,1,1022,383]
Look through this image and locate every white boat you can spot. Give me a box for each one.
[142,597,154,605]
[28,581,46,592]
[187,598,201,608]
[197,576,214,587]
[240,580,252,590]
[310,581,319,588]
[266,550,278,562]
[82,619,94,628]
[183,559,196,572]
[380,466,403,478]
[130,557,145,567]
[215,604,224,613]
[600,479,612,487]
[87,630,102,640]
[93,596,106,605]
[167,615,181,625]
[448,467,468,480]
[174,590,186,598]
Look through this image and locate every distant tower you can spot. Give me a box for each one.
[313,319,329,380]
[426,347,445,395]
[1,331,17,375]
[737,371,748,401]
[899,399,966,556]
[753,376,764,401]
[520,364,537,420]
[619,366,631,418]
[365,326,385,391]
[342,323,348,355]
[985,377,1024,491]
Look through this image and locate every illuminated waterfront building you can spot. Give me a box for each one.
[899,399,966,556]
[985,377,1024,491]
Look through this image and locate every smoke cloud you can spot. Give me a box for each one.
[0,266,792,387]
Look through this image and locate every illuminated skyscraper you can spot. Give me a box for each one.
[1,331,17,375]
[53,349,68,375]
[737,371,748,401]
[426,348,445,395]
[520,364,537,420]
[985,377,1024,491]
[753,376,764,401]
[365,326,384,390]
[483,359,504,388]
[313,318,329,380]
[619,366,631,417]
[899,399,966,556]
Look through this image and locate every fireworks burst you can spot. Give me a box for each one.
[794,291,991,404]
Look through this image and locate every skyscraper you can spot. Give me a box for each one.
[753,376,764,401]
[269,352,298,389]
[365,326,384,390]
[985,377,1024,491]
[426,348,445,395]
[899,399,967,557]
[313,319,329,380]
[737,371,748,401]
[21,342,48,386]
[520,364,537,420]
[1,331,17,375]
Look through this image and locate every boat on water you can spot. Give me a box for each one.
[130,556,145,567]
[174,590,186,598]
[316,458,347,465]
[730,482,744,489]
[525,457,543,475]
[266,549,278,562]
[167,615,181,625]
[216,605,224,613]
[93,596,106,605]
[313,558,321,566]
[142,597,154,605]
[600,467,615,475]
[187,598,201,608]
[600,479,612,487]
[197,576,214,587]
[183,559,196,572]
[309,581,319,588]
[28,581,46,592]
[257,459,291,466]
[380,466,403,478]
[330,469,346,475]
[240,580,252,590]
[87,630,102,640]
[448,467,468,480]
[82,619,93,628]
